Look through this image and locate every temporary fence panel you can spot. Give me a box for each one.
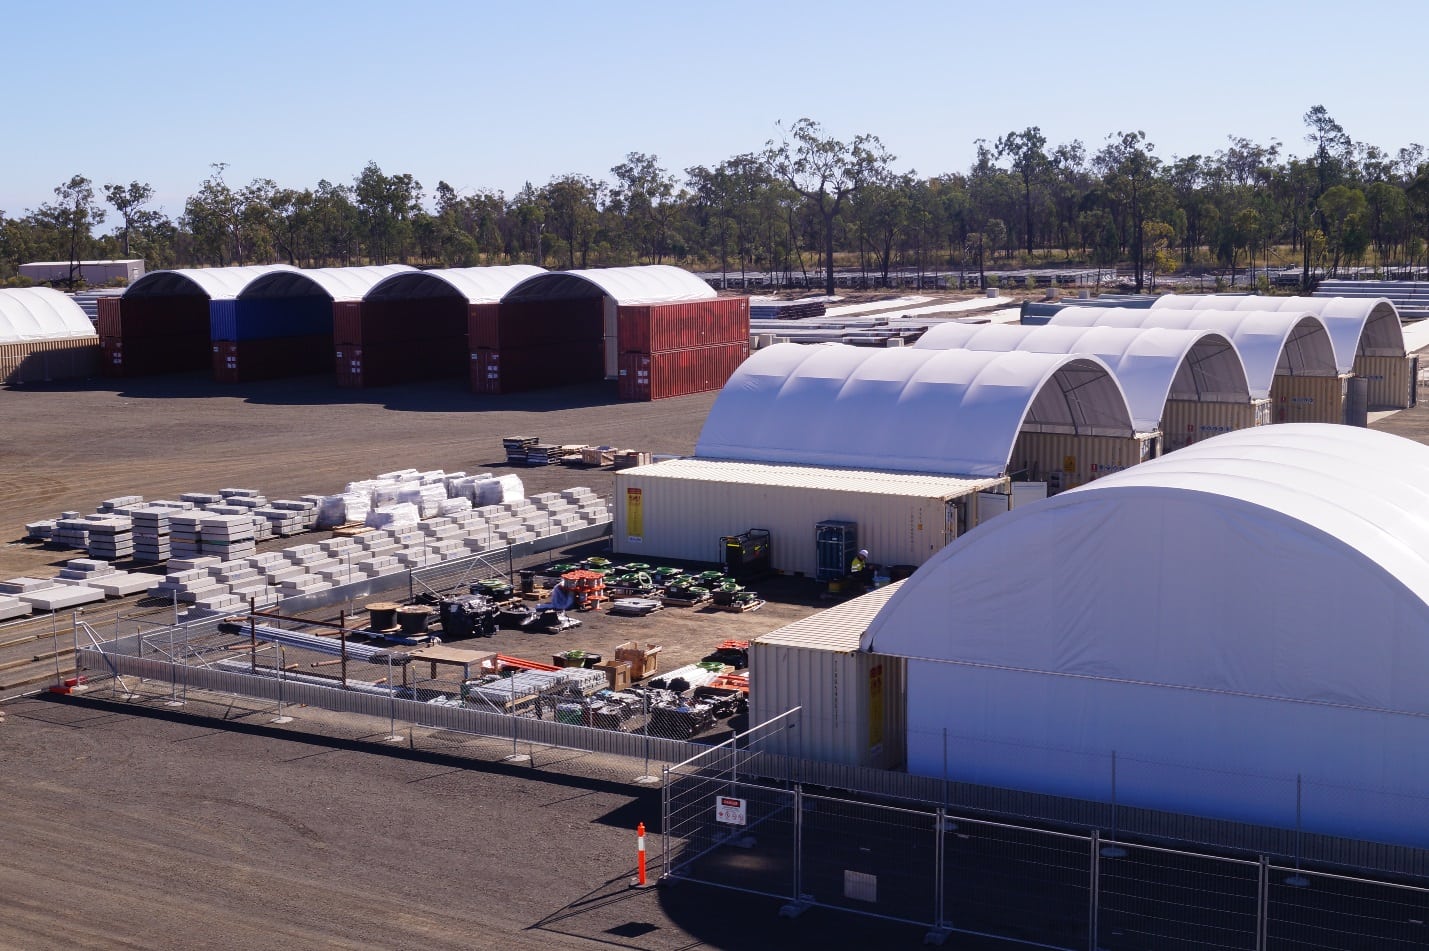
[616,297,751,353]
[1008,431,1159,492]
[1159,399,1260,452]
[0,338,100,385]
[1354,354,1415,409]
[613,459,1005,575]
[1268,373,1348,424]
[616,341,750,401]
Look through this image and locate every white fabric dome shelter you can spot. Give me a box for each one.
[0,287,97,342]
[696,342,1136,478]
[501,264,715,304]
[861,424,1429,848]
[124,264,299,301]
[915,323,1251,433]
[363,265,545,303]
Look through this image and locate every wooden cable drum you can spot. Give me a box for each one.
[366,601,401,630]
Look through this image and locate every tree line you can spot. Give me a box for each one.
[4,106,1427,295]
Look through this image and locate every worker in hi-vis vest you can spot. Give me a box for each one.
[849,549,872,591]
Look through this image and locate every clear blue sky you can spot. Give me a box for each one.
[4,0,1423,227]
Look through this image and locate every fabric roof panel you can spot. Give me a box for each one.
[502,265,716,305]
[363,265,546,303]
[0,287,98,342]
[124,264,299,300]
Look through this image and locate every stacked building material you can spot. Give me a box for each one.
[0,594,32,620]
[199,514,257,561]
[53,559,153,597]
[53,514,92,549]
[749,298,827,320]
[168,513,202,560]
[96,495,144,513]
[209,298,335,383]
[524,444,564,466]
[503,436,538,465]
[23,520,55,542]
[618,298,749,401]
[84,515,134,560]
[99,295,212,377]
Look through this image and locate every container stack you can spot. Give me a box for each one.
[99,295,212,378]
[617,298,750,401]
[209,298,335,383]
[470,300,605,394]
[334,298,469,387]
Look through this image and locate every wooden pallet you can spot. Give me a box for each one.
[330,522,373,537]
[661,595,712,608]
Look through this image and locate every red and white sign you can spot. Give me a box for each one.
[715,795,747,826]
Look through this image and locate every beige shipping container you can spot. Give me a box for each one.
[750,583,908,770]
[1008,431,1159,493]
[1160,399,1266,452]
[0,338,100,385]
[1354,355,1415,409]
[613,458,1009,576]
[1268,373,1349,424]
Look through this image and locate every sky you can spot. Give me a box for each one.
[3,0,1424,228]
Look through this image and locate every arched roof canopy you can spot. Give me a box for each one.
[862,424,1429,710]
[502,265,717,305]
[123,264,299,300]
[238,264,415,302]
[1049,306,1337,399]
[916,323,1251,432]
[364,265,545,304]
[0,287,97,342]
[1150,293,1405,370]
[695,342,1135,477]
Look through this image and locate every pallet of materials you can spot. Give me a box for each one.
[503,436,538,465]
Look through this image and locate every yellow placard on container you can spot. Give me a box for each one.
[1062,455,1077,473]
[626,487,643,543]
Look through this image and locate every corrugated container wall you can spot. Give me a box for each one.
[336,341,466,388]
[209,298,332,341]
[1268,373,1349,424]
[1159,400,1260,452]
[750,642,907,770]
[617,297,750,352]
[1354,355,1415,409]
[102,295,211,375]
[96,296,122,337]
[470,299,602,350]
[617,341,749,401]
[1008,432,1159,491]
[212,336,334,383]
[333,301,363,345]
[613,467,1009,575]
[0,339,100,384]
[469,342,604,394]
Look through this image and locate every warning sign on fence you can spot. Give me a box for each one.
[715,795,747,826]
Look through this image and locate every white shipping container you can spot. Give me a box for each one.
[750,583,908,770]
[1160,398,1261,452]
[1009,431,1160,493]
[1354,354,1414,410]
[613,459,1008,576]
[18,259,144,284]
[1268,373,1349,424]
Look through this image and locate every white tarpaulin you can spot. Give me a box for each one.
[695,342,1135,478]
[364,265,545,303]
[124,264,298,300]
[0,287,98,342]
[239,264,415,302]
[1150,293,1405,371]
[861,424,1429,848]
[915,323,1251,432]
[1049,306,1338,399]
[502,264,715,305]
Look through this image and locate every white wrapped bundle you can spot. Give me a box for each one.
[438,497,473,517]
[476,474,524,506]
[364,502,420,530]
[418,483,447,518]
[375,481,420,507]
[317,492,371,528]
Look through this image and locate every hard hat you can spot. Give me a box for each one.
[858,549,869,559]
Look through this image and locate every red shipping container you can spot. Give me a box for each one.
[212,335,335,383]
[617,297,750,353]
[97,296,123,337]
[618,341,750,401]
[333,301,364,345]
[469,341,604,394]
[469,299,603,350]
[335,340,467,388]
[116,296,210,339]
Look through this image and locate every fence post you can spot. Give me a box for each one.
[1257,854,1269,951]
[1285,774,1309,887]
[934,806,947,934]
[1089,830,1101,951]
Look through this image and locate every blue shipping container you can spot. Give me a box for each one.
[209,298,333,341]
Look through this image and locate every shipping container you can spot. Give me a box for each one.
[333,300,364,345]
[210,297,332,341]
[99,331,211,376]
[1354,354,1416,410]
[211,335,335,383]
[468,298,602,350]
[613,458,1009,575]
[468,341,604,394]
[335,340,468,388]
[1008,431,1160,492]
[1159,399,1265,452]
[96,296,122,337]
[1268,373,1349,424]
[750,585,908,770]
[617,297,750,353]
[0,338,100,385]
[617,341,750,401]
[114,295,210,340]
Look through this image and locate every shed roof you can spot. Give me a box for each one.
[364,265,546,303]
[915,323,1251,432]
[622,457,1007,498]
[502,265,716,305]
[238,264,415,301]
[124,264,299,300]
[1049,306,1338,398]
[0,287,98,342]
[695,342,1135,478]
[1151,293,1405,370]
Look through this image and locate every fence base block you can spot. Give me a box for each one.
[633,774,662,786]
[778,898,812,919]
[923,927,951,946]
